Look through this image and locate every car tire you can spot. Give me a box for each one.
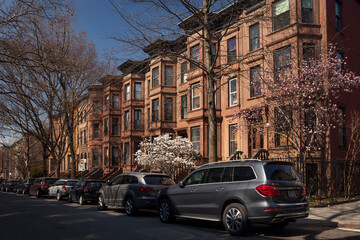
[5,188,8,192]
[97,195,107,211]
[36,189,41,198]
[125,196,137,216]
[22,189,26,195]
[268,220,289,229]
[56,192,62,201]
[222,203,249,236]
[79,195,85,205]
[158,198,175,223]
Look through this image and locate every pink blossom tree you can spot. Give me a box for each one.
[135,134,197,178]
[232,47,360,166]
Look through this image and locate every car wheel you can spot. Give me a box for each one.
[158,199,175,223]
[5,188,8,192]
[36,189,41,198]
[56,192,62,201]
[22,189,26,195]
[222,203,249,236]
[268,220,289,229]
[97,195,107,211]
[125,197,137,216]
[79,195,85,205]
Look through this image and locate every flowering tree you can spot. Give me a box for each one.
[135,134,197,178]
[232,47,360,165]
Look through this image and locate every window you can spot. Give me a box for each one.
[181,62,187,83]
[338,105,346,148]
[134,83,141,100]
[92,123,99,139]
[134,142,140,154]
[84,130,87,144]
[112,94,119,110]
[227,37,236,63]
[112,147,119,166]
[147,107,150,128]
[303,43,315,61]
[134,110,142,129]
[210,43,217,65]
[124,111,129,130]
[273,0,290,31]
[93,100,100,113]
[152,98,159,122]
[147,80,150,96]
[164,66,173,86]
[104,118,108,136]
[229,124,238,156]
[302,0,314,23]
[304,105,317,146]
[92,150,99,167]
[191,126,201,152]
[335,1,342,31]
[336,49,344,71]
[190,44,200,69]
[124,84,130,101]
[229,78,237,107]
[124,142,129,165]
[181,95,187,119]
[222,167,233,182]
[191,83,201,110]
[112,118,119,136]
[164,98,173,121]
[249,23,260,51]
[274,46,291,82]
[104,147,109,167]
[234,167,256,181]
[275,106,293,147]
[205,168,224,183]
[184,169,206,185]
[152,67,159,88]
[250,66,261,97]
[104,95,109,110]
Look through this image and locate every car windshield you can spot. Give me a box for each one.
[144,175,175,186]
[264,162,300,181]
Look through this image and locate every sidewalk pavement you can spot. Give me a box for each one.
[297,200,360,229]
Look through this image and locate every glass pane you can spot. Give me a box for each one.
[302,0,312,8]
[230,79,237,92]
[274,0,289,16]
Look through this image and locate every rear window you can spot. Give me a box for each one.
[86,181,103,188]
[144,176,175,186]
[66,181,78,186]
[45,179,58,184]
[264,162,299,181]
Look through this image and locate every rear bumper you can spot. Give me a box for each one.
[83,193,98,202]
[135,196,157,210]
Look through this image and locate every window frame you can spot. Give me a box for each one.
[273,0,290,31]
[112,94,119,110]
[301,0,314,23]
[104,118,109,136]
[191,126,201,153]
[134,82,142,100]
[181,95,188,119]
[112,117,119,136]
[152,98,159,122]
[228,78,237,107]
[227,37,236,63]
[250,65,261,97]
[191,83,201,110]
[134,109,142,129]
[249,23,260,51]
[190,44,200,69]
[124,84,130,101]
[164,65,173,86]
[335,0,342,31]
[152,67,159,88]
[164,97,173,121]
[124,110,129,130]
[181,62,187,83]
[229,124,238,156]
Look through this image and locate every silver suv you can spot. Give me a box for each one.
[157,160,309,235]
[98,172,175,215]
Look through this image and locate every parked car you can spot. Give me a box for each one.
[157,160,309,235]
[17,178,35,194]
[68,180,103,205]
[98,172,175,216]
[14,181,25,193]
[0,179,8,191]
[48,179,79,200]
[29,177,58,197]
[4,180,22,192]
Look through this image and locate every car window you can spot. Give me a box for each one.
[45,179,58,185]
[204,168,224,183]
[129,176,138,184]
[54,180,64,185]
[222,167,233,182]
[66,181,78,186]
[233,166,256,181]
[264,162,299,181]
[111,175,123,185]
[29,179,35,183]
[143,176,175,186]
[184,169,207,185]
[34,179,41,184]
[86,181,102,189]
[121,175,131,184]
[75,181,83,187]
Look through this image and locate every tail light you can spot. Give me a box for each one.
[62,185,66,190]
[256,185,281,197]
[140,187,155,192]
[83,187,89,193]
[25,184,29,187]
[301,187,306,196]
[41,184,49,190]
[264,207,281,211]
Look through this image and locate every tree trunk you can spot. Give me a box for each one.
[42,143,48,177]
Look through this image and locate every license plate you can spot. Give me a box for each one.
[288,190,296,198]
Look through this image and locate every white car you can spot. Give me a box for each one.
[48,179,79,200]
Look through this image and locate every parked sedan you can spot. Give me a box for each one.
[4,180,22,192]
[0,179,8,191]
[29,177,58,197]
[98,172,175,216]
[17,178,35,194]
[48,179,79,200]
[68,180,103,205]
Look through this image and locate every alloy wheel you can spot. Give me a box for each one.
[225,207,243,232]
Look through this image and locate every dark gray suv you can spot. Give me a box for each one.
[157,160,309,235]
[98,172,175,215]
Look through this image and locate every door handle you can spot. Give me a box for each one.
[216,187,225,191]
[191,188,197,192]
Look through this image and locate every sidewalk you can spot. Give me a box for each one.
[297,200,360,228]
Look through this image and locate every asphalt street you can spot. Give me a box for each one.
[1,192,360,240]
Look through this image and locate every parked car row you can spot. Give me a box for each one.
[0,160,310,235]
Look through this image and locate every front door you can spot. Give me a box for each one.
[249,126,264,158]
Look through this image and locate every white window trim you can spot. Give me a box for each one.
[229,78,238,107]
[191,83,201,110]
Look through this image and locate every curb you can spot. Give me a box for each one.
[310,199,360,208]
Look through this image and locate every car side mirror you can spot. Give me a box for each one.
[179,181,185,188]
